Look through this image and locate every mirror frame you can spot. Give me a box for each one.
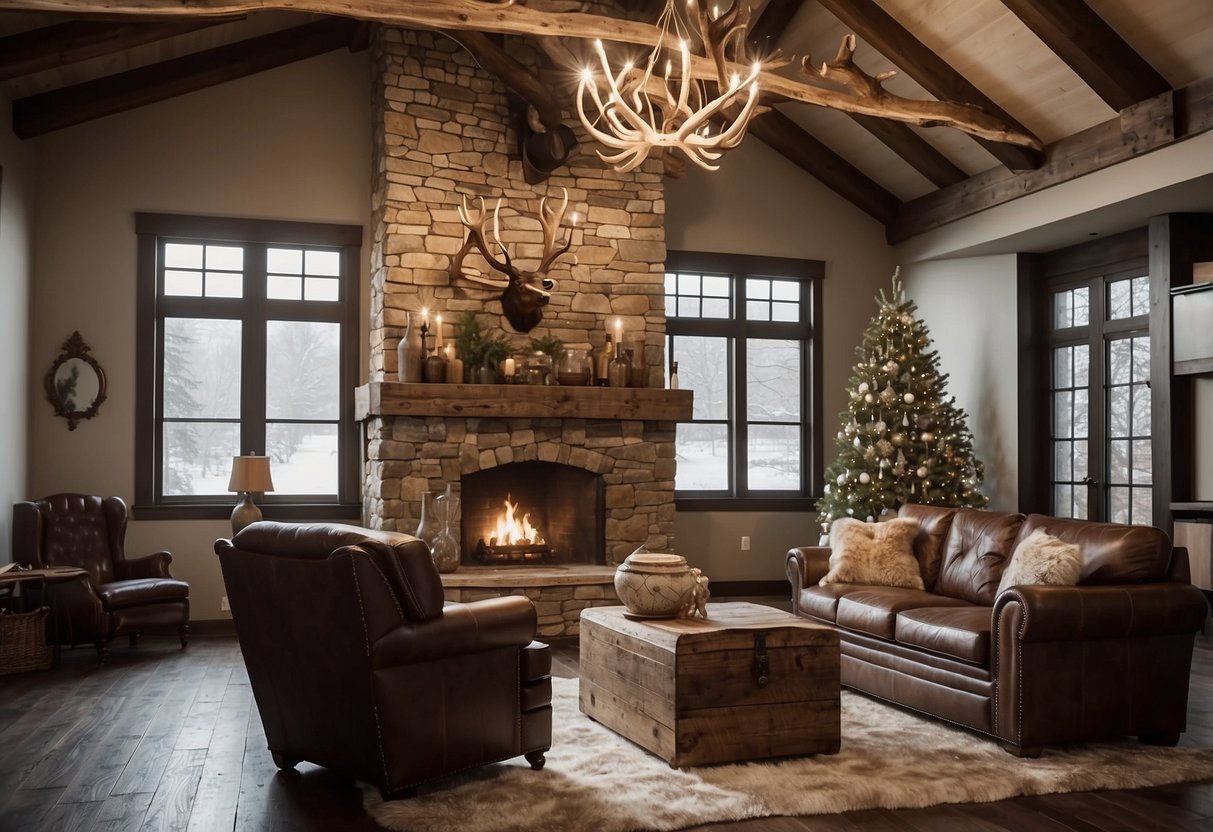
[45,331,107,431]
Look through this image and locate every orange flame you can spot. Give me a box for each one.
[490,494,545,546]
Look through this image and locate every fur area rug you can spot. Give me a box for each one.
[366,676,1213,832]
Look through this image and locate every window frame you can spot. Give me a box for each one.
[665,250,823,512]
[134,213,362,520]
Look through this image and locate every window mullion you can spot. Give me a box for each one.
[241,244,268,456]
[733,272,748,496]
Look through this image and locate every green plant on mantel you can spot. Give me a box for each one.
[455,311,512,370]
[528,333,564,360]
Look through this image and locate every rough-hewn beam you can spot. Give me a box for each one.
[888,76,1213,243]
[750,108,900,224]
[814,0,1043,171]
[849,114,967,188]
[999,0,1170,112]
[12,19,359,138]
[0,0,1041,151]
[0,18,239,81]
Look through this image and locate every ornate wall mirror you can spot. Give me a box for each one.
[45,331,107,430]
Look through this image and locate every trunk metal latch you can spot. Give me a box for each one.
[753,631,770,688]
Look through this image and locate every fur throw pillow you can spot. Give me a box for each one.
[996,529,1083,595]
[820,518,924,590]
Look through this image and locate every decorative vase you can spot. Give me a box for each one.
[415,491,439,549]
[614,550,702,618]
[396,311,423,383]
[524,351,552,385]
[472,360,498,384]
[608,348,631,388]
[430,486,460,573]
[422,352,447,383]
[556,348,592,386]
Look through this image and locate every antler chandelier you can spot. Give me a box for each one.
[576,0,763,173]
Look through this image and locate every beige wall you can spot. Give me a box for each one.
[900,255,1020,511]
[665,138,900,581]
[27,51,371,618]
[1,91,35,563]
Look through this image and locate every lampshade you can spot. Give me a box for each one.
[228,455,274,493]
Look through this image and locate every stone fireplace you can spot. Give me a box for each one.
[355,26,690,636]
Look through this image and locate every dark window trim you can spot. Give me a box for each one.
[666,250,824,511]
[134,212,362,520]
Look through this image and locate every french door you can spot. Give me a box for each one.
[1048,272,1152,524]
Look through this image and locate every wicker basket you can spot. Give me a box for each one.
[0,606,53,674]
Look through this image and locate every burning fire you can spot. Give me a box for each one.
[490,494,545,546]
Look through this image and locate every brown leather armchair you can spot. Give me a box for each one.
[215,521,553,799]
[12,493,190,662]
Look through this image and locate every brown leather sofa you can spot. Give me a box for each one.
[13,493,190,662]
[787,504,1208,756]
[216,521,552,799]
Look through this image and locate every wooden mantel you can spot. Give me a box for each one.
[355,382,693,422]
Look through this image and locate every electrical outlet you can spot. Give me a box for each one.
[740,536,751,551]
[220,596,230,611]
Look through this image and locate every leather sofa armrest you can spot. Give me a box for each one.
[116,551,174,580]
[993,582,1208,642]
[787,546,830,589]
[372,595,538,668]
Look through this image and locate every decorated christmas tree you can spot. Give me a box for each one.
[816,272,988,538]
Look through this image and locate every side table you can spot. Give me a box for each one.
[0,566,88,666]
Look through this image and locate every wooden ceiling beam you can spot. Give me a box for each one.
[815,0,1043,172]
[12,19,360,139]
[849,115,967,188]
[749,108,901,225]
[998,0,1170,112]
[0,18,241,82]
[888,76,1213,244]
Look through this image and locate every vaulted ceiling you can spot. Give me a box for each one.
[1,0,1210,244]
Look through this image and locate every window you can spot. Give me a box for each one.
[135,214,361,519]
[1047,274,1152,524]
[665,251,822,510]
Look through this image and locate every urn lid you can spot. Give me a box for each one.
[619,551,688,572]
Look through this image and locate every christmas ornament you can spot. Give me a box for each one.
[858,382,869,393]
[864,393,875,404]
[837,473,846,486]
[921,431,934,442]
[917,466,928,478]
[859,472,871,484]
[903,392,915,404]
[891,432,904,446]
[880,384,897,405]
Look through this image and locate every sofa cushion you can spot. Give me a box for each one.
[895,606,991,665]
[898,504,957,591]
[836,587,973,640]
[95,578,189,610]
[997,529,1083,595]
[1016,514,1171,585]
[798,583,867,623]
[935,509,1025,605]
[820,518,924,590]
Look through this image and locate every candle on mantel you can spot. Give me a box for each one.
[421,307,429,329]
[435,314,444,349]
[614,318,623,345]
[504,357,516,379]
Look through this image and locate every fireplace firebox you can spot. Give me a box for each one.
[461,461,604,566]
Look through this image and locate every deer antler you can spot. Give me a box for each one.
[452,196,514,287]
[535,188,571,273]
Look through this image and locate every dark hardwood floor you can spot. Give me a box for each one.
[1,628,1211,831]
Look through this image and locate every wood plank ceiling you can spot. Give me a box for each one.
[1,0,1210,244]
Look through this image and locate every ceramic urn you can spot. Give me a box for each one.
[613,552,698,618]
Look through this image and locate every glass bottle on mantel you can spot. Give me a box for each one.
[595,333,615,386]
[669,361,680,390]
[415,490,438,550]
[396,311,423,383]
[628,335,647,387]
[608,346,631,388]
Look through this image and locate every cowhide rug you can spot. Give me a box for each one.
[366,676,1213,832]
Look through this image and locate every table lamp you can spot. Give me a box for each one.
[228,453,274,535]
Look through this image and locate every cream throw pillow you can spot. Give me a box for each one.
[996,528,1083,595]
[820,517,924,590]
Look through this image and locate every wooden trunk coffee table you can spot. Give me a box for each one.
[579,601,840,768]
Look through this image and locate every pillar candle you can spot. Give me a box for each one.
[504,357,516,378]
[435,314,444,349]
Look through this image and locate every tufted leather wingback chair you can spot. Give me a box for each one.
[13,494,190,662]
[216,521,553,799]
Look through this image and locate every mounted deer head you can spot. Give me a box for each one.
[450,189,572,333]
